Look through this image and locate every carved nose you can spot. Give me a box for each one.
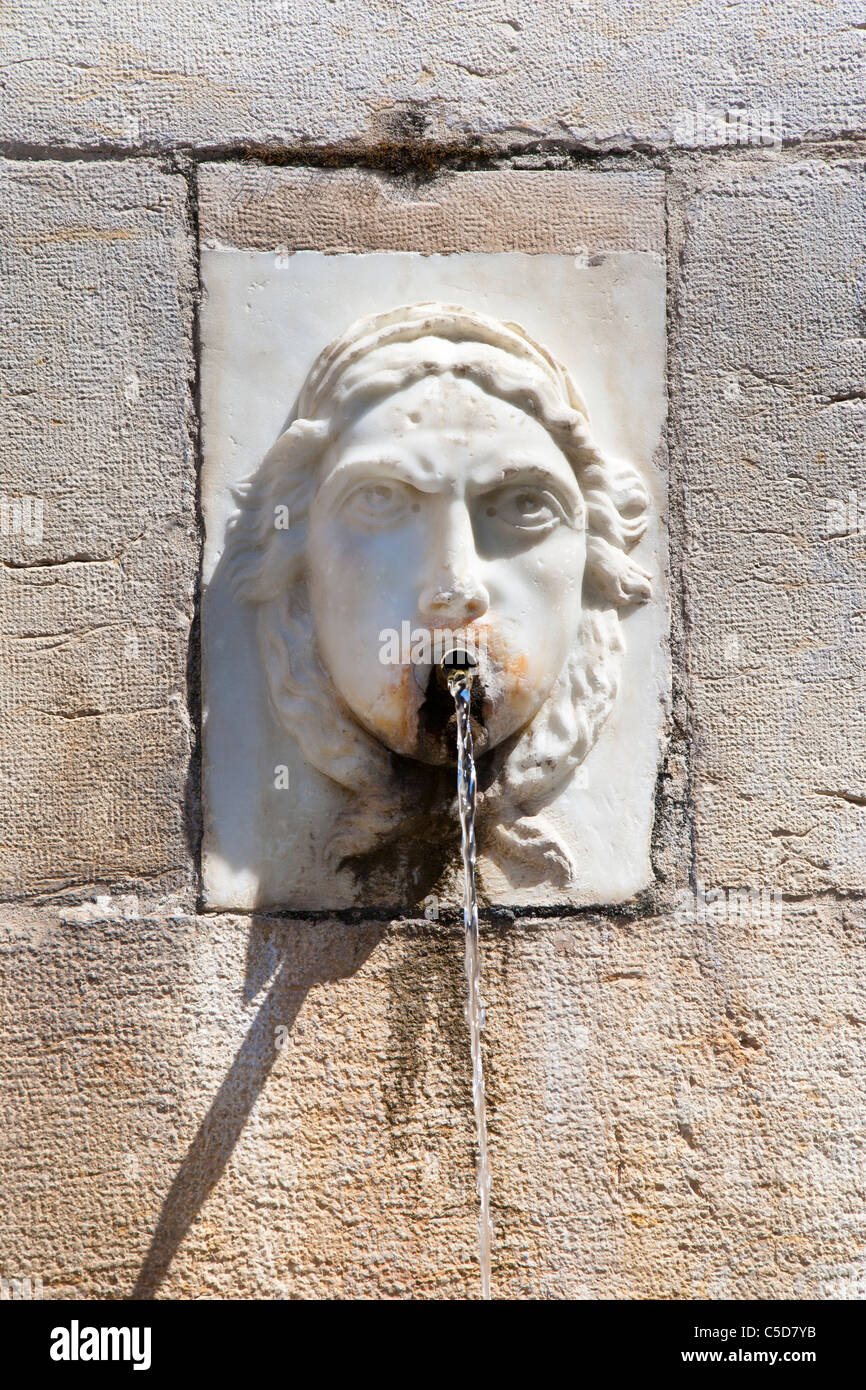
[418,581,490,623]
[418,501,489,624]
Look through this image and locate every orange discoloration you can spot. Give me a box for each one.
[627,1211,661,1228]
[502,649,533,694]
[368,663,419,754]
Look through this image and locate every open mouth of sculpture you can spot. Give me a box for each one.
[416,646,488,761]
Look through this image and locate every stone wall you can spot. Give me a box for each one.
[0,2,864,1300]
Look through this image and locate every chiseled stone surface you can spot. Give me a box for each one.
[0,2,863,152]
[0,4,862,1306]
[1,900,863,1299]
[674,159,866,896]
[0,160,198,901]
[199,166,666,254]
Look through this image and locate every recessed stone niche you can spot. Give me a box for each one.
[198,168,669,910]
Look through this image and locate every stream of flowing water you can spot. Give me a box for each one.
[447,667,493,1300]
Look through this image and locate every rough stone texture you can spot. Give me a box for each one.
[199,166,665,254]
[0,160,197,902]
[1,899,864,1300]
[0,2,863,153]
[674,158,866,896]
[0,5,864,1307]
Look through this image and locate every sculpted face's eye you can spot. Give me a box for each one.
[340,480,413,530]
[482,484,566,534]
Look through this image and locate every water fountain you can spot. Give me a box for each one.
[205,299,657,1297]
[441,648,492,1299]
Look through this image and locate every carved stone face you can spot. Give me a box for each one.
[229,301,654,888]
[307,372,587,764]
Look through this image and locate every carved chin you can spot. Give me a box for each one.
[346,662,491,765]
[351,656,549,767]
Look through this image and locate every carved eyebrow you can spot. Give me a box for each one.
[470,460,575,486]
[469,461,584,509]
[315,455,442,505]
[315,457,585,515]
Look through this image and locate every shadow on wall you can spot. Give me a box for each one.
[130,916,383,1300]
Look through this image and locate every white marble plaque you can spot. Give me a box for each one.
[201,250,668,909]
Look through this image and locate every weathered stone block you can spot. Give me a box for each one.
[1,898,863,1299]
[198,166,666,255]
[673,159,866,895]
[0,160,197,900]
[0,2,862,152]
